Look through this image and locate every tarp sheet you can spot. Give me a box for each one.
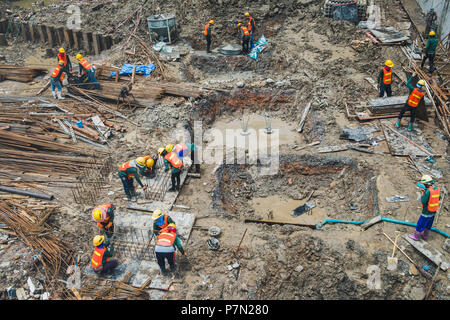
[109,64,156,77]
[248,35,268,61]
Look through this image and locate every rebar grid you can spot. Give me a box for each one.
[112,226,154,261]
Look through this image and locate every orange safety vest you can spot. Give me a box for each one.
[425,186,440,212]
[119,160,135,179]
[156,214,169,231]
[50,65,64,82]
[156,231,176,247]
[247,17,254,33]
[204,24,210,36]
[91,246,109,268]
[407,88,425,107]
[240,26,250,36]
[175,143,188,153]
[382,67,392,85]
[58,53,68,67]
[164,152,183,169]
[79,58,93,74]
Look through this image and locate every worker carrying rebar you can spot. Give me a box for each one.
[377,60,394,98]
[152,209,176,236]
[409,175,441,241]
[138,155,158,178]
[50,60,69,100]
[154,223,185,276]
[91,235,118,274]
[425,8,438,37]
[237,23,250,54]
[57,48,72,72]
[76,53,100,89]
[204,20,214,54]
[421,31,439,74]
[92,204,115,238]
[159,145,183,192]
[395,74,426,132]
[118,158,148,202]
[245,12,256,49]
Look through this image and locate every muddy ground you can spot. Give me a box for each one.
[0,0,449,300]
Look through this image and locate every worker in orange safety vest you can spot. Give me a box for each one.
[204,20,214,53]
[237,23,250,54]
[57,48,72,72]
[154,223,185,275]
[159,145,183,192]
[377,60,393,97]
[396,74,426,132]
[92,204,115,238]
[91,235,118,274]
[50,60,69,100]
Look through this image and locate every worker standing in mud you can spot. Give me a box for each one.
[245,12,256,50]
[118,157,148,202]
[152,209,176,236]
[421,31,439,73]
[409,175,441,241]
[92,204,115,238]
[159,145,183,192]
[238,23,251,54]
[57,48,72,72]
[395,74,426,132]
[50,60,69,100]
[76,54,100,89]
[377,60,393,98]
[204,20,214,54]
[154,223,185,275]
[91,235,118,274]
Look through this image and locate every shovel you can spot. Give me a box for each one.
[387,233,400,271]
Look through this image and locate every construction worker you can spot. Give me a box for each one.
[76,53,100,89]
[174,142,200,174]
[154,223,185,275]
[377,60,393,98]
[92,204,115,238]
[118,158,148,201]
[396,74,426,132]
[237,23,250,54]
[152,209,176,236]
[50,60,69,100]
[421,31,439,73]
[245,12,256,49]
[138,155,158,178]
[204,20,214,54]
[91,235,118,274]
[409,175,441,241]
[57,48,72,72]
[425,8,437,36]
[159,146,183,192]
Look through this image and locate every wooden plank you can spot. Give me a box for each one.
[45,25,55,46]
[82,32,90,53]
[403,235,449,271]
[72,30,80,50]
[362,215,382,230]
[56,27,65,46]
[28,22,36,42]
[37,24,46,43]
[297,102,311,133]
[92,32,100,55]
[63,28,72,47]
[20,22,29,41]
[381,123,433,157]
[100,35,107,52]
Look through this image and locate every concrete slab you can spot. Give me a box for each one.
[403,235,449,271]
[83,258,140,281]
[148,276,171,300]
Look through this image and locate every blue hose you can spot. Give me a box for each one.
[316,217,449,238]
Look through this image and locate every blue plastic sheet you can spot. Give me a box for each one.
[248,35,268,61]
[109,64,156,77]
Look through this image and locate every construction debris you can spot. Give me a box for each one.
[0,65,47,82]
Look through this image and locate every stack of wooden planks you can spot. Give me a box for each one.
[0,65,47,82]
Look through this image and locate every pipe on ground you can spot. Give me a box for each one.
[0,185,54,200]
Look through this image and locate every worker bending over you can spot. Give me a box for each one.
[50,60,69,100]
[76,54,100,89]
[92,204,115,238]
[421,31,439,73]
[118,157,148,201]
[245,12,256,49]
[91,235,118,274]
[159,145,183,192]
[409,175,441,241]
[237,23,250,54]
[155,223,185,275]
[396,74,426,132]
[204,20,214,53]
[57,48,72,72]
[152,209,176,236]
[137,155,158,178]
[377,60,393,98]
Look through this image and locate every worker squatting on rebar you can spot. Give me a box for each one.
[92,204,115,238]
[91,235,118,274]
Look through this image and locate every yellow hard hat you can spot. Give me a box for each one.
[58,60,65,65]
[152,209,163,220]
[93,209,103,222]
[165,144,174,153]
[136,157,146,166]
[76,54,83,60]
[209,20,215,25]
[59,48,65,53]
[417,79,426,86]
[146,158,154,168]
[93,235,105,246]
[429,30,436,36]
[420,174,433,184]
[158,147,165,155]
[167,223,177,232]
[237,23,242,27]
[244,12,250,17]
[385,60,394,68]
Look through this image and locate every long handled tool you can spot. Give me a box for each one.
[382,232,431,279]
[387,233,400,271]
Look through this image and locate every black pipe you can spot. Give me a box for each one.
[0,185,54,200]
